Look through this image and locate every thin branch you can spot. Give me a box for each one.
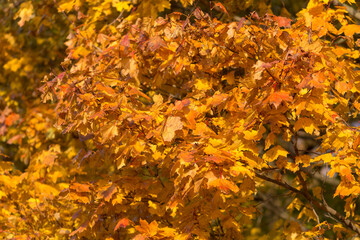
[256,191,308,231]
[255,172,360,235]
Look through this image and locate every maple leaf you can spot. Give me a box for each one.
[135,219,159,237]
[340,24,360,36]
[70,183,91,193]
[206,171,239,193]
[148,36,167,52]
[101,122,118,143]
[265,91,293,108]
[14,1,34,27]
[294,117,317,134]
[212,2,229,15]
[100,184,117,202]
[263,146,288,163]
[162,116,183,142]
[273,16,292,28]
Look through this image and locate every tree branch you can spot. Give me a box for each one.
[255,172,360,235]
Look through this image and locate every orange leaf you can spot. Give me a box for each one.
[114,218,130,231]
[273,16,292,28]
[212,2,229,15]
[178,151,195,163]
[95,83,115,96]
[70,183,91,193]
[174,99,191,111]
[265,91,292,108]
[353,135,360,150]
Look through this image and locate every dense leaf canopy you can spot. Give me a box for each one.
[2,0,360,239]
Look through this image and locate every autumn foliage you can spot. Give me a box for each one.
[2,0,360,239]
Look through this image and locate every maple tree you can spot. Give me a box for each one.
[2,0,360,239]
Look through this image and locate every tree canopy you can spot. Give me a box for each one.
[2,0,360,239]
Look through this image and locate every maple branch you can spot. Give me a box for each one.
[255,173,301,195]
[333,0,360,22]
[297,171,320,225]
[255,172,360,235]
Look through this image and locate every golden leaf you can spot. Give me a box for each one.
[101,122,118,143]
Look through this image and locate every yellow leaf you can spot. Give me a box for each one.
[72,46,91,59]
[113,1,133,12]
[339,0,355,4]
[194,78,211,91]
[230,162,254,177]
[133,141,145,154]
[35,182,60,197]
[136,219,158,237]
[0,190,6,199]
[58,0,81,12]
[4,58,24,72]
[14,1,34,27]
[244,125,266,140]
[295,155,311,168]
